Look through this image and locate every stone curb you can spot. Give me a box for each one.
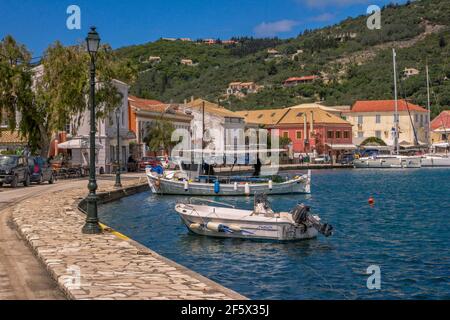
[11,180,247,300]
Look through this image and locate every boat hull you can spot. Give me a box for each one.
[354,156,422,168]
[421,155,450,167]
[147,173,311,196]
[175,204,318,241]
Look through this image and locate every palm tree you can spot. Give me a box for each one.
[143,120,176,155]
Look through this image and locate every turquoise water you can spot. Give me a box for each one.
[99,169,450,300]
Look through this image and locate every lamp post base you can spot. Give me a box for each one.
[114,173,122,188]
[82,222,102,234]
[82,193,102,235]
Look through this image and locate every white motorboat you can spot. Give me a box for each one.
[146,167,311,196]
[174,195,333,241]
[353,155,422,168]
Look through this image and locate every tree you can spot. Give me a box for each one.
[0,35,33,139]
[1,36,136,156]
[143,120,176,155]
[361,137,387,146]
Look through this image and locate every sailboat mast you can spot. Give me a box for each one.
[202,101,205,170]
[393,49,400,155]
[426,64,431,148]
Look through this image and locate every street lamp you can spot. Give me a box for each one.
[114,108,122,188]
[82,26,102,235]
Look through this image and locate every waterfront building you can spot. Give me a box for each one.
[183,98,246,159]
[237,104,354,160]
[128,96,193,158]
[345,100,429,147]
[61,79,134,174]
[430,110,450,149]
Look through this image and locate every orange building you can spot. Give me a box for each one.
[128,96,193,157]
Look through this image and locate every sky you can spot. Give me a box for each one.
[0,0,407,58]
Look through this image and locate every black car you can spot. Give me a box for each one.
[28,156,55,184]
[0,155,31,188]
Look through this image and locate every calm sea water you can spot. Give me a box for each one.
[99,169,450,300]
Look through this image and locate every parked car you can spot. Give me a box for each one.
[28,156,55,184]
[0,155,31,188]
[138,157,161,171]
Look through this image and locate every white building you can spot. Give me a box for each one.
[66,79,134,173]
[182,98,246,164]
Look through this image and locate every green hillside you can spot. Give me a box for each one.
[116,0,450,117]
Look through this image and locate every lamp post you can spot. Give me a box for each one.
[82,27,102,235]
[114,108,122,188]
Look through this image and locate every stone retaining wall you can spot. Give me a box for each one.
[11,180,246,300]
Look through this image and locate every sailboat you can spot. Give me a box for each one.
[354,49,422,169]
[420,64,450,167]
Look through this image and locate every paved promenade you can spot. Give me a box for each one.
[8,177,245,300]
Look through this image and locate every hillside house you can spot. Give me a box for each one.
[403,68,420,78]
[283,76,320,87]
[181,59,195,66]
[226,82,260,98]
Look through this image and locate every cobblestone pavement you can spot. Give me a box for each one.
[10,179,246,300]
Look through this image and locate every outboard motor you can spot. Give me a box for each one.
[291,204,333,237]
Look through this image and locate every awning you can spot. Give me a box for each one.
[326,144,357,150]
[58,139,104,150]
[432,142,449,148]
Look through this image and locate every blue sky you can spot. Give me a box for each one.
[0,0,406,57]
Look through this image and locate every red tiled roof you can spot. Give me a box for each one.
[284,76,319,83]
[351,100,428,113]
[431,110,450,130]
[128,95,163,109]
[0,130,27,145]
[128,95,192,119]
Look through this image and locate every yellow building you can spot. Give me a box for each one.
[345,100,429,146]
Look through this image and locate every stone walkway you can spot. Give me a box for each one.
[11,179,246,300]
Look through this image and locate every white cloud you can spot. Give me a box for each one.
[254,20,299,37]
[309,13,335,22]
[302,0,370,8]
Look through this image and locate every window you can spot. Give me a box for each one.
[394,114,399,123]
[358,116,364,124]
[296,131,302,140]
[344,131,350,139]
[375,130,382,139]
[327,131,334,139]
[358,131,364,138]
[376,115,381,124]
[335,131,341,139]
[283,132,289,139]
[121,110,125,127]
[415,114,419,123]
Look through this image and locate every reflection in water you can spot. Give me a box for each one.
[99,169,450,300]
